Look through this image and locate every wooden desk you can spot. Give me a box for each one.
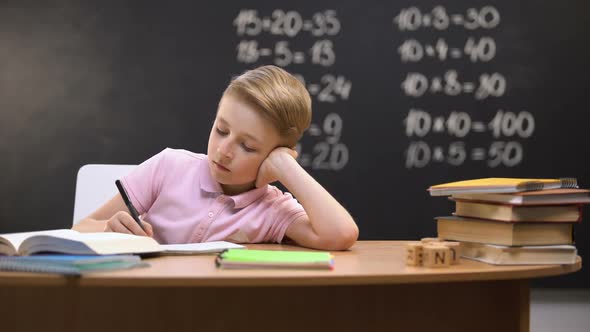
[0,241,581,332]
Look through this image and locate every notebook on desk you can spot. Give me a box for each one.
[0,254,147,275]
[215,249,334,270]
[160,242,245,254]
[428,177,578,196]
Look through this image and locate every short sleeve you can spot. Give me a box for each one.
[121,148,169,214]
[266,190,307,243]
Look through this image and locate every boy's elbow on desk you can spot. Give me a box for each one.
[323,232,358,251]
[340,223,360,250]
[321,222,359,251]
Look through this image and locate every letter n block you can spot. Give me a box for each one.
[441,241,462,265]
[423,245,452,268]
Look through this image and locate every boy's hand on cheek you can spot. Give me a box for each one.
[255,147,298,188]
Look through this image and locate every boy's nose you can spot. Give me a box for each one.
[217,141,234,160]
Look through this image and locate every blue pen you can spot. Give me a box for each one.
[115,179,145,231]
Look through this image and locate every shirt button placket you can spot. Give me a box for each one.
[200,196,226,242]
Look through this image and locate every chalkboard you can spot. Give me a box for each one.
[1,1,589,287]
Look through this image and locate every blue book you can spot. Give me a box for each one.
[0,254,148,275]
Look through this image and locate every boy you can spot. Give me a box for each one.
[73,65,359,250]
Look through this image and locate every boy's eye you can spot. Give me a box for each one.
[241,143,257,152]
[216,128,228,136]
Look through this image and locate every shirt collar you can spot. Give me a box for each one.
[199,155,268,209]
[199,156,223,193]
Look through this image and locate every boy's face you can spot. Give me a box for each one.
[207,94,282,195]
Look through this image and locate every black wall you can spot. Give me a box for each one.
[1,1,589,287]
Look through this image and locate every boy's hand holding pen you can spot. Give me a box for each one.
[105,180,154,237]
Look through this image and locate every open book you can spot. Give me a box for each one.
[428,178,578,196]
[159,242,245,254]
[0,229,244,256]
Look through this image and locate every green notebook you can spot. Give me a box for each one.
[215,249,334,270]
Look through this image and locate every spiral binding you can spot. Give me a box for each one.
[559,177,579,189]
[0,260,81,275]
[522,177,578,191]
[522,182,545,191]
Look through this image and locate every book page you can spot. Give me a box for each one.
[60,232,162,255]
[15,231,162,256]
[160,241,245,254]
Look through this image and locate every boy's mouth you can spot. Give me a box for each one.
[213,161,231,172]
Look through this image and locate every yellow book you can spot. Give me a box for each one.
[428,178,578,196]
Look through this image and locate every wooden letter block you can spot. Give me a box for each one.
[405,242,423,266]
[420,237,441,244]
[423,245,452,268]
[441,241,462,265]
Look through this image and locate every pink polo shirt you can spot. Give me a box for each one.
[121,148,307,244]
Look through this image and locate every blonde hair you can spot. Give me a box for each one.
[223,65,312,147]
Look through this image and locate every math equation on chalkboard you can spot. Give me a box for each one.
[229,5,537,171]
[395,5,535,169]
[233,8,351,172]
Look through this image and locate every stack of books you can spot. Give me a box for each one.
[428,178,589,265]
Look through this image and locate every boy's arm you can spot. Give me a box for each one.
[73,195,153,236]
[256,148,359,250]
[72,195,127,232]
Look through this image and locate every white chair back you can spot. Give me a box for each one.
[72,164,137,225]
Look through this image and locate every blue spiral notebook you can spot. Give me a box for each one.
[0,254,148,275]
